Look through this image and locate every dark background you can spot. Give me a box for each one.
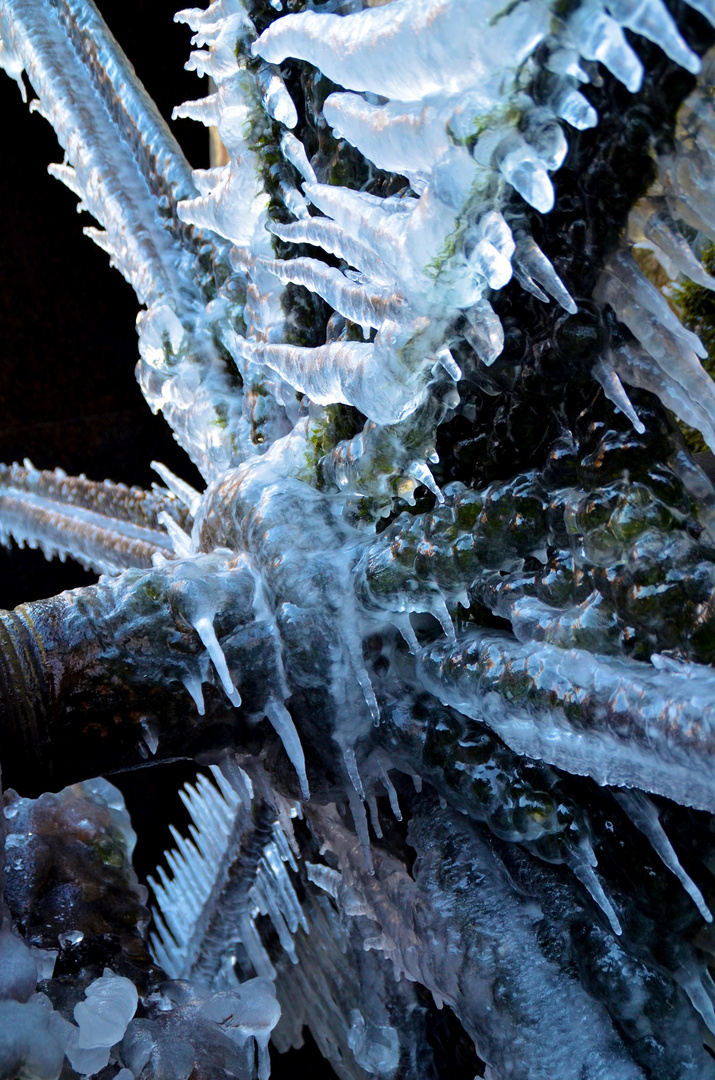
[0,4,333,1074]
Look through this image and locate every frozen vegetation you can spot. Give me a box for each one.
[3,0,715,1076]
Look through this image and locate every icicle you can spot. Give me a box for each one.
[611,342,715,452]
[379,764,402,822]
[47,161,83,199]
[255,64,298,128]
[367,794,383,839]
[151,461,202,517]
[463,298,504,366]
[606,0,700,74]
[193,614,241,706]
[240,338,423,424]
[253,0,550,104]
[569,842,623,936]
[305,862,342,900]
[268,217,393,285]
[592,359,645,434]
[570,3,644,92]
[676,963,715,1035]
[392,613,420,653]
[495,136,555,214]
[256,256,403,329]
[181,674,206,715]
[407,461,444,504]
[177,159,269,246]
[265,700,310,799]
[279,131,317,184]
[82,227,118,263]
[322,91,454,177]
[551,87,598,130]
[434,347,461,381]
[158,511,193,557]
[172,93,219,127]
[513,233,577,313]
[343,746,366,800]
[347,787,374,875]
[614,790,713,922]
[632,202,715,290]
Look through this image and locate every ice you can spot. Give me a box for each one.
[256,255,404,329]
[265,700,310,799]
[239,336,430,425]
[0,0,202,312]
[0,932,36,1004]
[463,298,505,365]
[193,614,241,706]
[0,473,176,574]
[597,250,710,366]
[185,12,244,82]
[611,342,715,451]
[279,131,316,184]
[268,217,393,287]
[552,87,599,130]
[253,0,550,104]
[306,861,342,899]
[5,2,715,1078]
[631,201,715,289]
[255,64,297,129]
[513,232,577,313]
[570,3,644,92]
[606,0,700,74]
[74,970,138,1050]
[683,0,715,24]
[418,629,715,814]
[495,136,555,213]
[151,461,202,518]
[0,1000,65,1080]
[347,1010,400,1076]
[323,92,454,178]
[592,359,646,433]
[614,790,713,922]
[177,158,269,246]
[568,841,623,935]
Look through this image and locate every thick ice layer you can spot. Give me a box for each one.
[314,802,648,1080]
[417,630,715,814]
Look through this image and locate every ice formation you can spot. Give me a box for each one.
[2,0,715,1077]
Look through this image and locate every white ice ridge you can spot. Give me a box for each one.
[0,0,204,313]
[417,630,715,816]
[149,763,306,987]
